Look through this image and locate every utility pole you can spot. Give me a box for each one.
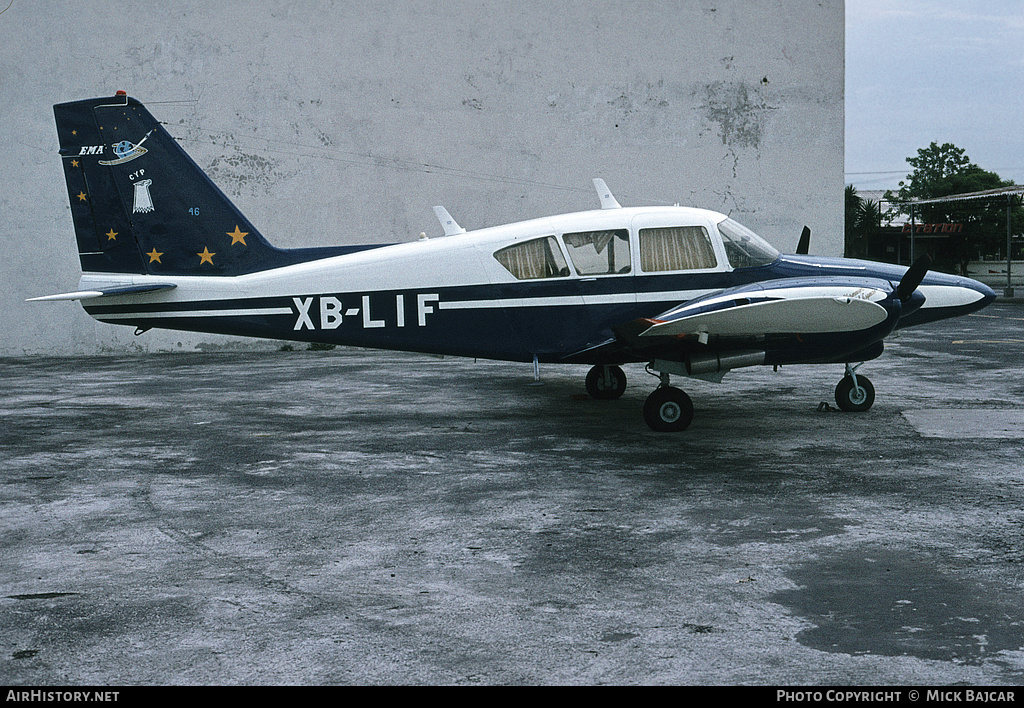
[909,204,916,265]
[1007,194,1014,298]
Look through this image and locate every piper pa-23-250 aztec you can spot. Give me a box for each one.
[33,92,996,432]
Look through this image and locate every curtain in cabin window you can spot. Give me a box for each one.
[493,237,568,280]
[639,226,717,272]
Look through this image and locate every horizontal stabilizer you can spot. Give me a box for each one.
[27,283,176,302]
[641,296,889,338]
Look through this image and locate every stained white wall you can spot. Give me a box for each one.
[0,0,844,355]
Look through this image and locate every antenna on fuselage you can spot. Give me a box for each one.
[433,206,467,236]
[592,178,621,209]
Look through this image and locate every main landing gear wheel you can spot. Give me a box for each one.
[643,386,694,432]
[585,364,627,400]
[835,374,875,412]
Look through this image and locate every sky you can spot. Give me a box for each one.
[845,0,1024,193]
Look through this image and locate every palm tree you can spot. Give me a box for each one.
[845,185,861,257]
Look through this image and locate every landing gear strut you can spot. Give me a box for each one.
[834,362,875,412]
[585,364,627,400]
[583,360,874,431]
[642,371,694,432]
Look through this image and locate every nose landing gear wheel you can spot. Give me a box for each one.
[643,386,694,432]
[585,364,627,400]
[835,374,875,412]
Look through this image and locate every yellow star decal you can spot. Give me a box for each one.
[197,247,216,265]
[71,130,77,136]
[105,229,118,241]
[71,159,79,167]
[77,191,87,202]
[227,225,249,246]
[147,248,163,264]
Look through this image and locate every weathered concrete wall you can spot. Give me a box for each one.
[0,0,844,355]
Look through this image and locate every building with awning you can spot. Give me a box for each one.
[852,186,1024,295]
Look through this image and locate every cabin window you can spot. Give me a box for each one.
[493,236,570,280]
[562,229,631,276]
[639,226,718,272]
[718,218,780,269]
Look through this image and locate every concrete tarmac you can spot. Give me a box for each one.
[3,305,1024,686]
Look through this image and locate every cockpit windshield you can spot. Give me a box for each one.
[717,218,780,269]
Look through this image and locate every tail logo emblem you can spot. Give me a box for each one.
[98,130,153,166]
[132,179,154,214]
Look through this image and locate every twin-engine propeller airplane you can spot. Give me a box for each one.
[34,92,996,431]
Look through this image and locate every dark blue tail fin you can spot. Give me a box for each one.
[54,92,369,276]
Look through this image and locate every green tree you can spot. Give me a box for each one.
[844,184,861,257]
[884,142,1020,270]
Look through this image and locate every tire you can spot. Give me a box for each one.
[835,375,875,412]
[643,386,694,432]
[585,365,627,400]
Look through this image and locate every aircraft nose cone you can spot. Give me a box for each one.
[896,273,997,328]
[963,276,997,309]
[920,276,995,311]
[975,279,998,307]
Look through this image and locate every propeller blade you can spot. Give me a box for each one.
[897,254,932,303]
[796,226,810,255]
